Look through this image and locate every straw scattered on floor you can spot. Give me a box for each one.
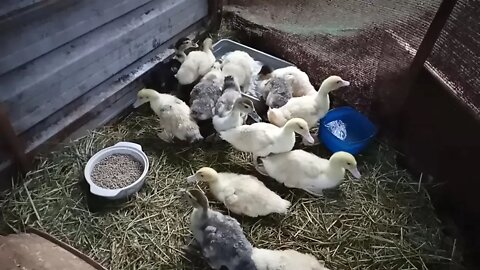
[0,111,455,269]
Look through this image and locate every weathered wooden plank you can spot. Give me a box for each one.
[0,0,45,18]
[0,0,153,75]
[21,21,205,154]
[1,0,208,134]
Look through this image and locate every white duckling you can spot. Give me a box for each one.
[271,66,317,97]
[219,118,314,159]
[256,150,361,196]
[257,65,293,108]
[133,89,203,143]
[267,76,350,128]
[221,50,262,95]
[213,97,261,132]
[252,248,330,270]
[175,38,215,85]
[187,167,291,217]
[189,61,224,121]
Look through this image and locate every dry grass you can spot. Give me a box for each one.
[0,111,454,269]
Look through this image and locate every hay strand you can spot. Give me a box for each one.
[0,112,456,269]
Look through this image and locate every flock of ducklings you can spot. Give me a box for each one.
[133,37,361,270]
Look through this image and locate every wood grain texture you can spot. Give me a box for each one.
[0,0,208,134]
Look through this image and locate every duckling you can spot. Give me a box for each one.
[172,37,198,63]
[257,65,293,108]
[133,89,203,143]
[175,38,215,85]
[221,50,262,95]
[183,189,257,270]
[187,167,291,217]
[189,62,224,121]
[213,97,260,132]
[271,66,317,97]
[252,248,329,270]
[148,37,198,93]
[267,76,350,129]
[219,118,314,159]
[215,75,242,117]
[256,150,361,196]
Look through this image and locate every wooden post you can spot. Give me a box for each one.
[407,0,458,84]
[0,104,31,174]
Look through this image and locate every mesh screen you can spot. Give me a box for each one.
[223,0,443,118]
[427,0,480,117]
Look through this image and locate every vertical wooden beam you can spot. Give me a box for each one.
[207,0,223,32]
[407,0,457,83]
[0,104,31,174]
[390,0,457,138]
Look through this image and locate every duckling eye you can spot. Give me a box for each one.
[243,105,249,109]
[347,162,352,166]
[336,81,342,84]
[298,125,304,130]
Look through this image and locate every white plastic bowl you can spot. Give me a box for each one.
[84,142,149,200]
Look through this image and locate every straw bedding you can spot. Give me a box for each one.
[0,111,454,269]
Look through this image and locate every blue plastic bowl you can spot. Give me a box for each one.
[319,106,377,155]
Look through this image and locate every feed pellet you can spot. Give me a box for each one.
[91,154,143,189]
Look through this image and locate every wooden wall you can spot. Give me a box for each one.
[0,0,210,182]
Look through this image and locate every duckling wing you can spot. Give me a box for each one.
[201,212,255,269]
[220,123,277,154]
[225,175,289,217]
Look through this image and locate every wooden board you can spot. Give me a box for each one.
[0,232,106,270]
[0,0,208,134]
[0,0,152,74]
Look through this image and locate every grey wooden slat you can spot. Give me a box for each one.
[21,21,205,153]
[0,0,153,75]
[0,0,44,18]
[1,0,208,134]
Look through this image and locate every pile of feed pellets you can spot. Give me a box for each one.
[90,154,143,189]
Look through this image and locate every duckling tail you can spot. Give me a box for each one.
[267,108,287,127]
[276,199,292,214]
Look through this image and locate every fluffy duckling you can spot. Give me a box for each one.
[268,76,350,128]
[252,248,329,270]
[187,167,291,217]
[133,89,202,143]
[221,50,262,95]
[175,38,215,85]
[256,150,361,196]
[220,118,314,158]
[213,97,260,132]
[149,37,198,92]
[171,37,199,64]
[189,62,224,121]
[183,189,257,270]
[271,66,317,97]
[258,65,293,108]
[215,76,242,117]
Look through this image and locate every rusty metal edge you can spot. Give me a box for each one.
[26,228,108,270]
